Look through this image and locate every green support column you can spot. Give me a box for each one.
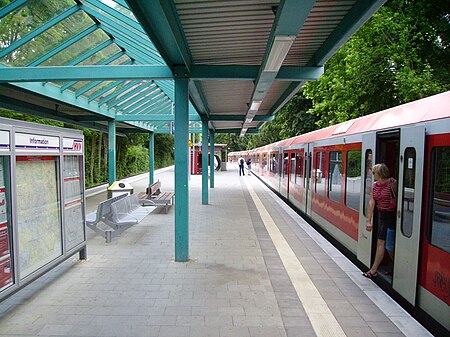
[210,131,215,188]
[201,119,209,205]
[108,120,116,185]
[149,131,155,185]
[174,75,189,262]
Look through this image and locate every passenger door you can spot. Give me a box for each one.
[393,125,425,305]
[357,133,375,268]
[304,144,313,215]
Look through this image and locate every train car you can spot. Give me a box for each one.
[229,91,449,333]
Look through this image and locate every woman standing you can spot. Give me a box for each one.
[364,163,397,279]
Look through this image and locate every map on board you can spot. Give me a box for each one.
[16,157,62,279]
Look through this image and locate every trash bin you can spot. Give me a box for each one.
[108,181,134,198]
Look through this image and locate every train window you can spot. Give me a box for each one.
[429,146,450,253]
[315,152,326,196]
[306,153,312,189]
[290,153,295,183]
[329,151,342,203]
[296,153,303,187]
[278,154,288,178]
[345,150,362,211]
[271,153,278,173]
[363,150,373,216]
[401,147,416,237]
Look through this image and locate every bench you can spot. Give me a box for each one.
[86,193,152,242]
[138,180,175,214]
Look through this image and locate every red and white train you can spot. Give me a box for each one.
[230,91,449,333]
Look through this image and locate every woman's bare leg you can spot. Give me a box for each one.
[370,239,386,273]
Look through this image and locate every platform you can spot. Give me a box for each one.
[0,166,431,337]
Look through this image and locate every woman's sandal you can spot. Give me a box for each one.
[362,271,378,279]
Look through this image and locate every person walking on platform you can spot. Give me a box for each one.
[246,158,252,175]
[364,163,397,279]
[238,156,245,176]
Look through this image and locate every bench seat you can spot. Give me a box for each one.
[86,193,153,242]
[139,181,174,213]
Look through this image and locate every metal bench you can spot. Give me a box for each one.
[139,180,175,214]
[86,193,152,242]
[86,194,128,242]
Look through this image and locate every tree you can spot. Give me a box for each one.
[303,0,450,127]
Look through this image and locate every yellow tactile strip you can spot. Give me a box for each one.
[245,180,347,337]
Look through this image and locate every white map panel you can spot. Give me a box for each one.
[16,157,62,279]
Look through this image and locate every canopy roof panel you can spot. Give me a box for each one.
[0,0,386,134]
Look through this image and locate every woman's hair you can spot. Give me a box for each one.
[373,163,390,179]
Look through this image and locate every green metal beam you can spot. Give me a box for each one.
[0,94,111,132]
[201,120,209,205]
[188,80,209,116]
[207,115,274,122]
[0,65,173,82]
[8,82,114,119]
[174,76,189,262]
[188,65,323,81]
[126,0,191,68]
[108,121,116,184]
[210,131,215,189]
[214,128,259,134]
[149,131,155,185]
[115,114,200,122]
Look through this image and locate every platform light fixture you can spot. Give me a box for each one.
[250,100,262,112]
[264,35,296,72]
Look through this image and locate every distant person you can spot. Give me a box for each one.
[364,163,397,279]
[238,156,245,176]
[246,158,252,174]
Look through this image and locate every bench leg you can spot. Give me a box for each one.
[79,247,87,260]
[106,230,113,243]
[165,203,168,214]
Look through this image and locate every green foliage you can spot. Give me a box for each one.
[347,150,362,177]
[303,0,450,127]
[154,134,174,169]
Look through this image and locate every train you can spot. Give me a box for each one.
[229,91,449,334]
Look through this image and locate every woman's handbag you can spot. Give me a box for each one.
[389,178,397,210]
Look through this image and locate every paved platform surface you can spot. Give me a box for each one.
[0,166,432,337]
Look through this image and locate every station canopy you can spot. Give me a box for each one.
[0,0,385,135]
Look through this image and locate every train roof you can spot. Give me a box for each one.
[252,91,450,152]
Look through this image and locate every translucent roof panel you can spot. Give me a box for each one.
[77,42,123,66]
[1,2,90,66]
[41,29,113,66]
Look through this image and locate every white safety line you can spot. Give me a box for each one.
[245,179,347,337]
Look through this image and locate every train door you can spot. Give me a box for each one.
[305,143,313,215]
[357,133,376,267]
[393,125,425,305]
